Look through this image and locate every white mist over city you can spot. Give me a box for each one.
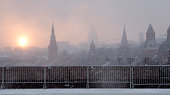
[0,0,170,95]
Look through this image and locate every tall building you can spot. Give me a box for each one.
[143,24,157,58]
[158,26,170,64]
[48,23,58,61]
[88,26,98,45]
[119,26,129,58]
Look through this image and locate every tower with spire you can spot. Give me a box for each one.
[158,26,170,64]
[48,23,58,61]
[119,25,129,58]
[142,24,157,60]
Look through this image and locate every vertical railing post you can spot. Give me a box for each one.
[128,58,134,89]
[43,67,46,89]
[1,67,4,89]
[131,66,134,88]
[129,65,132,88]
[130,66,134,88]
[86,66,89,88]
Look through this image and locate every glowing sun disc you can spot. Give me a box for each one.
[18,37,28,47]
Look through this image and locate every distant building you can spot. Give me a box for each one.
[88,26,98,45]
[48,23,58,61]
[119,26,129,58]
[158,26,170,64]
[143,24,157,60]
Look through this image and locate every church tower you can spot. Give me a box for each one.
[143,24,157,60]
[48,23,58,61]
[144,24,157,51]
[119,26,129,57]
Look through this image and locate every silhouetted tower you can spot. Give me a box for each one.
[48,23,58,61]
[89,41,96,55]
[144,24,157,50]
[119,26,129,57]
[143,24,157,60]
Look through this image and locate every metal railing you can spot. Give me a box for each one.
[0,65,170,88]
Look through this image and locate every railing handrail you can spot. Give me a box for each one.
[1,65,170,68]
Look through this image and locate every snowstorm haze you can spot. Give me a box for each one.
[0,0,170,48]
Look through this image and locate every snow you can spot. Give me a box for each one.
[0,89,170,95]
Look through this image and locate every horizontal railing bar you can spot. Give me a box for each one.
[133,84,170,85]
[1,65,170,68]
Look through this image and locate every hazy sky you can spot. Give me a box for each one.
[0,0,170,48]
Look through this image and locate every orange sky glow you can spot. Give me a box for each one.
[0,0,169,48]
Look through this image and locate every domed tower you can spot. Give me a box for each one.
[48,23,58,61]
[143,24,157,59]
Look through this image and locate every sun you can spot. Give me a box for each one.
[18,37,28,47]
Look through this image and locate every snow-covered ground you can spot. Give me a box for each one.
[0,89,170,95]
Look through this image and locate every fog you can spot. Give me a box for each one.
[0,0,170,48]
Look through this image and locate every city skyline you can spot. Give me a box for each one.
[0,0,170,48]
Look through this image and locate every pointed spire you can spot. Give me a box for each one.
[90,40,95,49]
[146,24,155,40]
[48,22,58,61]
[147,24,155,33]
[119,25,129,58]
[144,24,156,50]
[121,25,128,46]
[50,22,57,46]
